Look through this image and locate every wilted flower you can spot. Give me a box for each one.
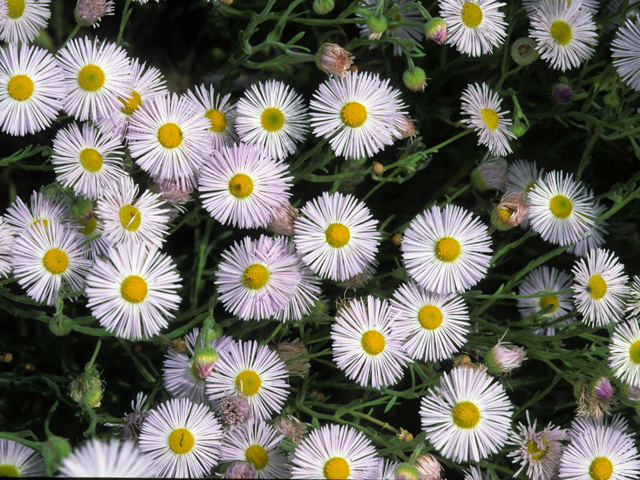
[485,342,527,375]
[75,0,114,27]
[273,415,310,444]
[225,461,257,479]
[575,378,617,420]
[316,43,354,78]
[104,392,150,442]
[510,37,539,66]
[275,339,310,378]
[219,393,252,430]
[268,203,299,235]
[491,192,530,231]
[414,454,442,480]
[394,116,418,140]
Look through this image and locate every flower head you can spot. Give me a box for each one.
[316,43,354,77]
[0,439,44,477]
[0,0,51,44]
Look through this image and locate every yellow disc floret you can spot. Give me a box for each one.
[588,457,613,480]
[461,2,483,28]
[324,457,350,480]
[78,65,106,92]
[79,216,98,236]
[242,264,269,290]
[549,195,573,218]
[206,109,227,133]
[120,275,148,304]
[451,400,481,428]
[418,305,443,330]
[119,205,142,232]
[629,340,640,364]
[157,123,183,149]
[228,173,254,199]
[588,275,607,300]
[79,148,103,173]
[0,464,19,477]
[246,444,269,470]
[525,439,547,461]
[7,74,34,101]
[42,248,69,275]
[550,20,573,46]
[435,237,461,262]
[481,108,499,131]
[119,90,142,116]
[7,0,25,19]
[236,370,262,396]
[539,296,559,314]
[341,102,367,128]
[169,428,195,455]
[361,330,385,355]
[325,223,350,248]
[260,107,285,132]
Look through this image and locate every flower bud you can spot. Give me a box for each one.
[490,192,530,231]
[403,67,428,92]
[316,43,354,78]
[470,156,508,191]
[424,17,447,44]
[395,463,420,480]
[552,83,573,105]
[83,387,103,408]
[226,461,257,479]
[192,346,218,379]
[372,162,385,175]
[510,37,539,66]
[68,196,94,221]
[49,313,73,337]
[313,0,335,15]
[75,0,114,27]
[590,376,614,400]
[276,339,310,378]
[414,454,442,480]
[366,16,388,40]
[485,342,526,375]
[42,436,71,476]
[391,233,402,246]
[268,203,300,236]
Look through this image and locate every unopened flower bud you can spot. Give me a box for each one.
[424,17,447,44]
[471,157,508,191]
[590,376,614,400]
[42,436,71,476]
[273,415,310,444]
[366,16,388,40]
[403,67,428,92]
[372,162,385,174]
[268,203,300,235]
[490,192,530,231]
[193,346,218,379]
[395,463,420,480]
[394,116,418,140]
[83,387,103,408]
[510,37,539,66]
[75,0,114,27]
[49,313,72,337]
[68,196,94,221]
[220,394,252,430]
[391,233,402,246]
[552,83,573,105]
[276,339,310,378]
[316,43,354,78]
[226,461,257,479]
[68,372,105,407]
[414,454,442,480]
[313,0,335,15]
[485,342,527,375]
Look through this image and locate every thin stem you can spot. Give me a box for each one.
[62,24,81,48]
[87,339,102,369]
[117,0,133,46]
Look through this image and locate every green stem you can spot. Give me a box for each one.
[117,0,133,46]
[87,339,102,369]
[62,24,81,48]
[44,400,59,438]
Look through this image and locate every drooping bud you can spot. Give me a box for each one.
[75,0,114,27]
[192,346,218,379]
[68,195,94,221]
[485,342,527,375]
[275,339,310,378]
[424,17,447,44]
[313,0,335,15]
[273,415,310,444]
[395,463,420,480]
[366,16,388,40]
[225,461,257,479]
[403,67,428,92]
[42,436,71,477]
[414,454,442,480]
[490,192,530,231]
[576,377,617,420]
[316,43,354,78]
[219,394,252,430]
[391,233,402,246]
[590,376,614,400]
[552,83,573,105]
[49,313,73,336]
[510,37,539,66]
[268,203,300,236]
[470,157,508,191]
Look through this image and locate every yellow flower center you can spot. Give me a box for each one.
[157,123,183,149]
[451,400,480,428]
[120,275,148,304]
[42,248,69,275]
[498,207,513,221]
[589,457,613,480]
[341,102,367,128]
[7,0,25,19]
[242,264,269,290]
[246,444,269,470]
[549,195,573,218]
[119,90,142,116]
[260,107,285,132]
[32,218,49,235]
[7,74,34,101]
[168,428,195,455]
[629,340,640,364]
[236,370,262,396]
[79,216,98,236]
[588,275,607,300]
[525,439,547,460]
[388,12,402,30]
[418,305,443,330]
[205,108,227,133]
[79,148,103,173]
[550,20,573,46]
[361,330,385,355]
[539,295,559,314]
[78,65,105,92]
[481,108,499,131]
[119,205,142,231]
[0,464,19,477]
[325,223,350,248]
[324,457,350,480]
[434,236,461,262]
[461,2,483,28]
[228,173,254,199]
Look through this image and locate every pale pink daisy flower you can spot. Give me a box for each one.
[0,0,51,44]
[186,83,238,149]
[58,439,157,477]
[0,438,44,477]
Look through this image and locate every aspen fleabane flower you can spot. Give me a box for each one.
[0,439,44,477]
[0,0,51,44]
[185,83,238,149]
[609,319,640,389]
[58,439,157,477]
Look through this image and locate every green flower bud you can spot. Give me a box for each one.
[42,436,71,477]
[49,314,72,337]
[395,463,420,480]
[193,346,219,379]
[424,17,447,44]
[403,67,428,92]
[366,16,388,40]
[83,387,103,408]
[68,196,94,221]
[313,0,335,15]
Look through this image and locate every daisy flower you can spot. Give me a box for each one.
[138,397,223,478]
[609,319,640,388]
[0,43,64,137]
[572,248,628,327]
[97,58,168,140]
[309,70,406,160]
[186,83,238,149]
[626,276,640,319]
[523,0,599,15]
[289,424,378,480]
[529,0,597,72]
[198,143,292,229]
[127,93,212,190]
[293,191,379,282]
[506,159,544,202]
[464,466,490,480]
[235,80,308,161]
[75,0,115,27]
[4,191,72,234]
[56,36,133,122]
[0,218,15,278]
[0,438,44,477]
[460,82,515,156]
[214,235,301,321]
[420,367,513,463]
[390,281,469,362]
[163,328,235,405]
[51,122,127,200]
[568,194,608,257]
[439,0,507,57]
[95,176,170,248]
[58,439,158,477]
[508,411,568,480]
[375,458,400,479]
[402,204,492,294]
[85,243,181,340]
[527,171,595,246]
[331,296,410,389]
[612,17,640,91]
[11,221,91,305]
[358,0,424,56]
[559,415,640,480]
[206,340,289,421]
[0,0,50,44]
[218,419,289,479]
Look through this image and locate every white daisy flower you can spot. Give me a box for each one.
[358,0,424,56]
[219,419,289,479]
[517,266,574,335]
[626,276,640,319]
[215,235,301,321]
[376,458,400,480]
[0,438,44,477]
[293,191,379,282]
[0,218,15,278]
[207,340,289,421]
[163,327,234,405]
[186,83,238,149]
[460,82,515,156]
[568,193,608,257]
[420,367,513,463]
[11,221,90,305]
[56,36,132,122]
[85,243,182,340]
[506,159,544,202]
[0,0,50,44]
[523,0,599,15]
[4,191,72,234]
[0,43,64,137]
[235,79,308,161]
[559,415,640,480]
[58,439,158,477]
[127,92,212,190]
[138,397,224,478]
[73,214,111,260]
[390,281,469,362]
[529,0,598,72]
[95,176,170,248]
[289,424,378,480]
[331,296,411,389]
[309,70,406,160]
[571,248,629,327]
[612,17,640,92]
[51,122,127,200]
[198,143,292,229]
[527,171,595,246]
[439,0,507,57]
[402,204,492,294]
[97,58,168,140]
[609,319,640,389]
